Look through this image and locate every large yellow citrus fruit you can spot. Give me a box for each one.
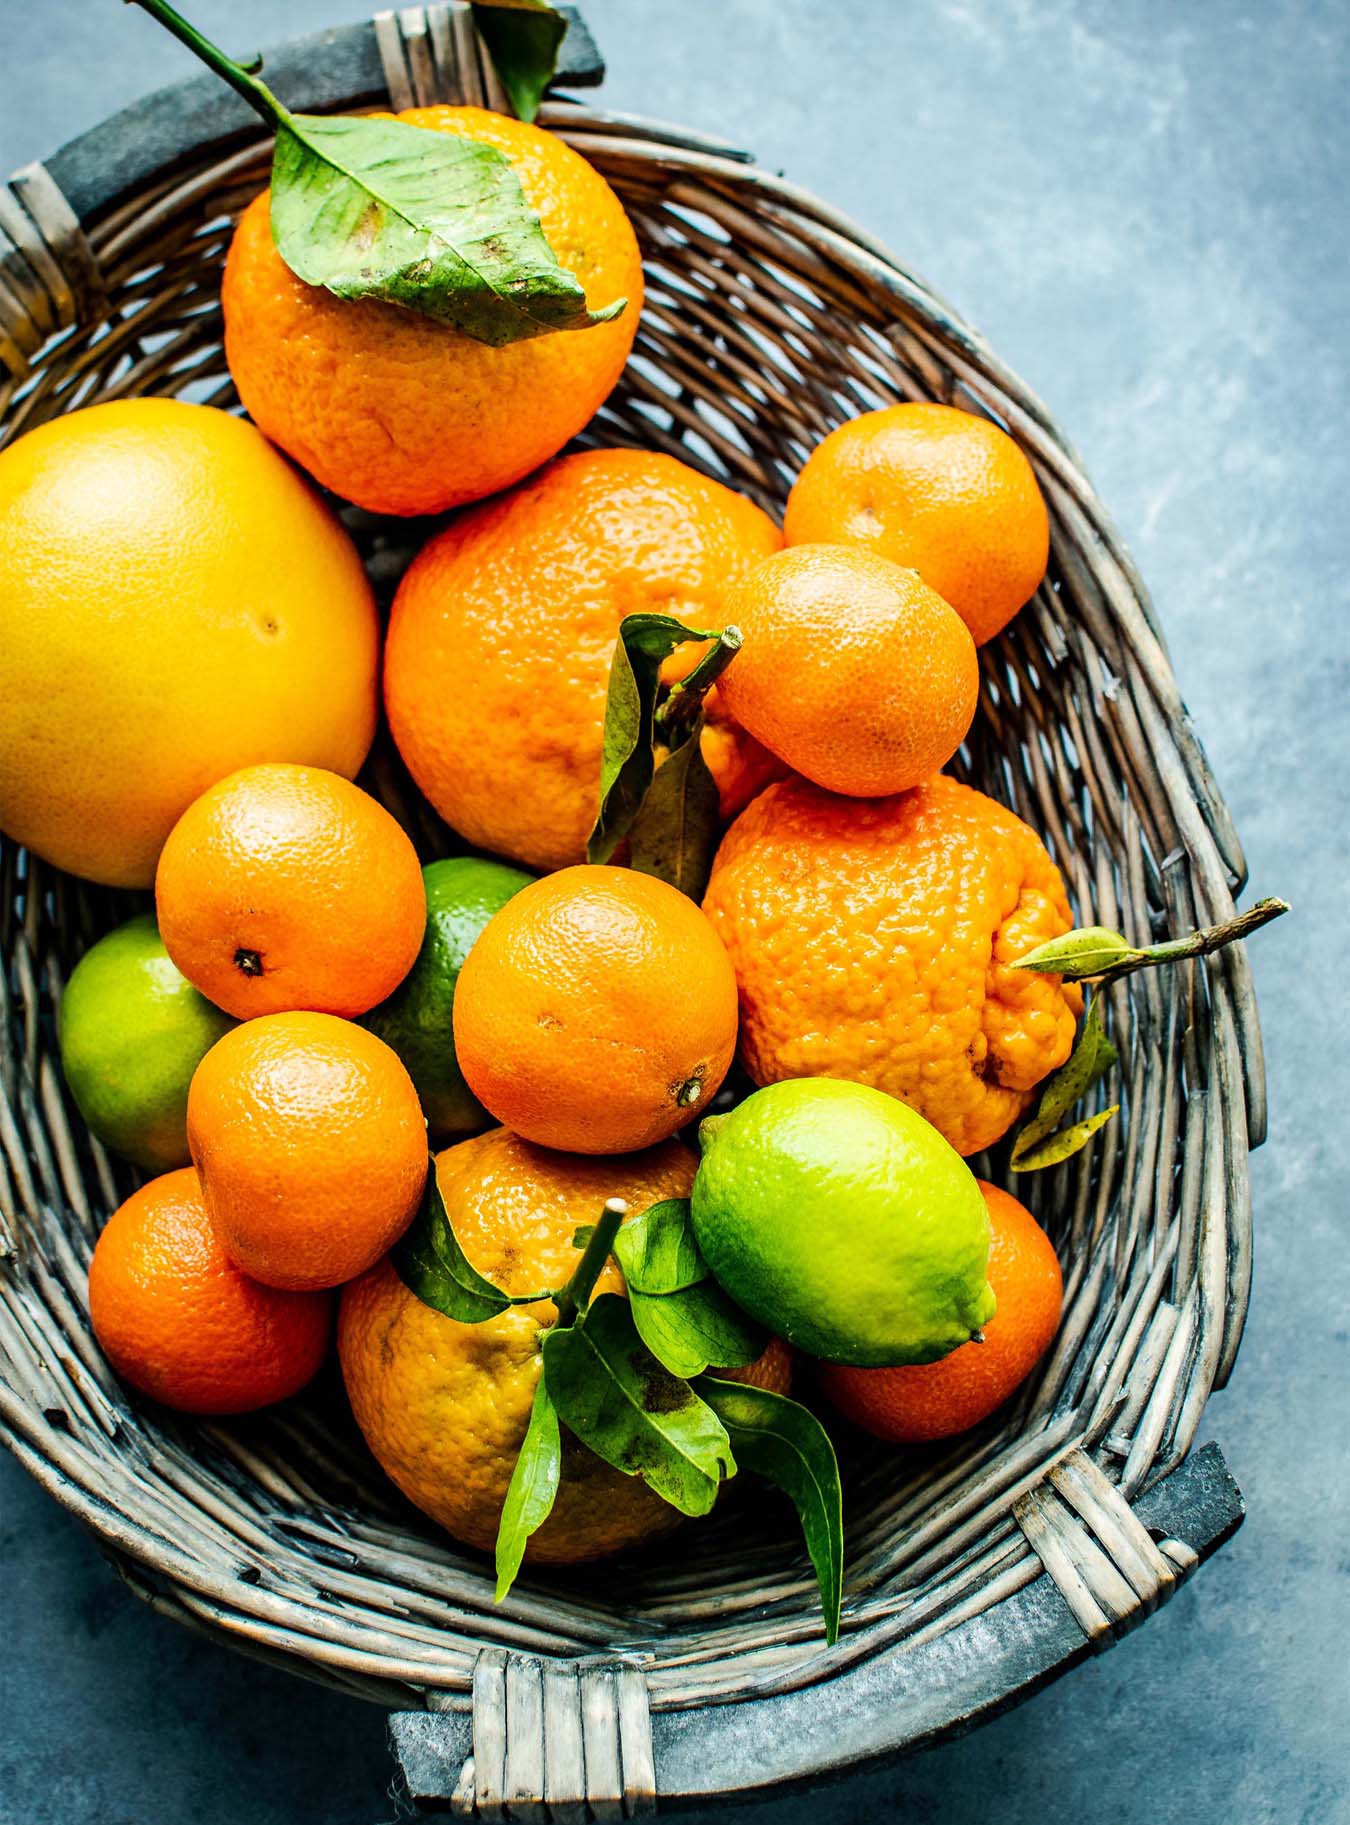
[222,107,644,516]
[0,399,379,888]
[702,775,1083,1156]
[339,1127,789,1563]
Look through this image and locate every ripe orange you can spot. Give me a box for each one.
[717,544,978,796]
[156,764,426,1020]
[88,1167,331,1415]
[453,865,738,1153]
[820,1181,1062,1440]
[702,775,1082,1156]
[784,403,1050,646]
[339,1126,789,1561]
[0,399,379,888]
[383,448,783,871]
[222,107,643,516]
[187,1012,427,1290]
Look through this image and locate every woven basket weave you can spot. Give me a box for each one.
[0,6,1260,1811]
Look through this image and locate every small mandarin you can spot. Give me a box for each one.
[156,763,425,1020]
[717,544,978,797]
[784,403,1050,645]
[383,448,783,872]
[187,1012,427,1291]
[452,865,739,1154]
[819,1182,1063,1440]
[702,775,1082,1156]
[88,1167,331,1415]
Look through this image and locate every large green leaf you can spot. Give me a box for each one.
[494,1373,562,1601]
[627,1284,765,1380]
[627,727,723,901]
[269,112,626,344]
[698,1378,844,1645]
[541,1294,734,1515]
[611,1199,708,1295]
[392,1159,552,1322]
[472,0,567,123]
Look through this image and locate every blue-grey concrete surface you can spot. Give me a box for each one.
[1,2,1346,1821]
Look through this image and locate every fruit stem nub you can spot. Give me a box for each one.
[553,1198,627,1326]
[233,947,264,978]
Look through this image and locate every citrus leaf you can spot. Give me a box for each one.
[393,1159,552,1321]
[541,1294,734,1515]
[587,615,733,872]
[472,0,567,123]
[1010,1104,1119,1173]
[494,1372,562,1601]
[269,112,625,345]
[627,724,723,900]
[1011,995,1118,1163]
[628,1283,766,1380]
[1011,925,1141,979]
[612,1199,707,1295]
[697,1377,843,1645]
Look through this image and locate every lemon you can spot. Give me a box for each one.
[58,914,235,1171]
[691,1078,996,1366]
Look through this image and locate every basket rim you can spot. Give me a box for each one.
[0,9,1265,1801]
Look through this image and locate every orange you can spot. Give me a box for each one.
[383,448,783,871]
[0,398,379,888]
[156,764,426,1020]
[187,1012,427,1290]
[717,544,978,796]
[88,1167,331,1415]
[820,1181,1062,1440]
[453,865,738,1153]
[702,775,1082,1156]
[338,1127,789,1561]
[784,403,1050,645]
[222,107,643,516]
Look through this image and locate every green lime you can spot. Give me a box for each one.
[361,855,534,1140]
[58,912,236,1172]
[691,1078,996,1367]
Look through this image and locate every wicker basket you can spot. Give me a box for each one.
[0,5,1261,1812]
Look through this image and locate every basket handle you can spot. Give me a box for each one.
[387,1442,1243,1812]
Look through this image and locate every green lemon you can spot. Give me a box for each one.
[691,1078,996,1367]
[361,855,534,1140]
[57,912,236,1172]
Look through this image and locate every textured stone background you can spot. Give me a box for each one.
[1,3,1346,1820]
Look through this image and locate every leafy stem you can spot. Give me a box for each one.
[125,0,283,126]
[553,1198,627,1327]
[1012,896,1288,984]
[655,626,743,743]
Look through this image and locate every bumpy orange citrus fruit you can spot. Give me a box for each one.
[820,1181,1062,1440]
[702,775,1082,1155]
[89,1167,331,1415]
[223,107,643,516]
[717,544,978,796]
[454,865,739,1153]
[784,403,1049,645]
[156,764,425,1020]
[0,399,378,888]
[187,1012,427,1290]
[383,448,783,871]
[339,1127,788,1562]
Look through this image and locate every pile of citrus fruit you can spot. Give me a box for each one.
[1,79,1119,1632]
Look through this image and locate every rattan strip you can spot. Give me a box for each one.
[0,91,1260,1713]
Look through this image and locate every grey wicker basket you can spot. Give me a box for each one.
[0,5,1260,1813]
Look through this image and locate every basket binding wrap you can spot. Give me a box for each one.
[0,4,1261,1809]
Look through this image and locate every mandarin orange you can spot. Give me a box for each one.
[784,403,1049,645]
[383,448,782,871]
[223,107,643,516]
[88,1167,331,1415]
[702,775,1082,1156]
